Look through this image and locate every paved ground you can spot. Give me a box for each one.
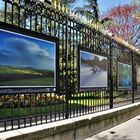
[85,115,140,140]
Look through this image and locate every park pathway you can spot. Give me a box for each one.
[85,115,140,140]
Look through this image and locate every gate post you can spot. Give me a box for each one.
[65,15,69,119]
[109,41,113,109]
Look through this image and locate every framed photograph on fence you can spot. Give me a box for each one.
[0,22,59,93]
[136,65,140,89]
[80,50,108,89]
[118,62,132,89]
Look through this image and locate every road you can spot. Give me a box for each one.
[85,115,140,140]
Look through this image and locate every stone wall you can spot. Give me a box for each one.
[1,102,140,140]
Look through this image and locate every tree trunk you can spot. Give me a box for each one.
[92,0,99,22]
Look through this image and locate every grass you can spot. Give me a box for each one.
[0,98,110,119]
[70,98,109,106]
[0,77,54,86]
[0,65,54,86]
[72,91,131,99]
[0,67,27,74]
[0,103,66,119]
[0,92,131,119]
[0,66,52,75]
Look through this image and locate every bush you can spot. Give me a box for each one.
[0,94,65,108]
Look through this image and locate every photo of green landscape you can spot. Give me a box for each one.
[0,29,56,87]
[0,66,54,86]
[137,66,140,87]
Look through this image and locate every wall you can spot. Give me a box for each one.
[1,102,140,140]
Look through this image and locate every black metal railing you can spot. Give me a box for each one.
[0,0,140,132]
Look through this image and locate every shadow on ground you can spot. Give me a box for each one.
[93,132,133,140]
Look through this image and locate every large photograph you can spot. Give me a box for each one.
[80,50,108,88]
[137,65,140,88]
[0,29,56,87]
[118,62,132,89]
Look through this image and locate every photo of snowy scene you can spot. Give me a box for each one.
[0,29,56,87]
[118,62,132,88]
[137,66,140,87]
[80,50,108,88]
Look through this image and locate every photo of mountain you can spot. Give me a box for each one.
[80,50,108,88]
[0,29,56,87]
[118,62,132,89]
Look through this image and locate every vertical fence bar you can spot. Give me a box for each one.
[132,51,135,103]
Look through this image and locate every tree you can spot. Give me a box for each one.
[84,0,99,22]
[131,0,140,5]
[131,0,140,21]
[0,0,31,26]
[101,4,140,47]
[74,0,112,26]
[74,0,99,23]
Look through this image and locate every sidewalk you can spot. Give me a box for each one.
[85,115,140,140]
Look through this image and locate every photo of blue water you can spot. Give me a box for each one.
[118,62,132,88]
[80,50,108,88]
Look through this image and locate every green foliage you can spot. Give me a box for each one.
[52,0,75,8]
[131,0,140,5]
[59,0,76,8]
[74,0,99,22]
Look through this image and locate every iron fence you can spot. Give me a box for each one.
[0,0,140,132]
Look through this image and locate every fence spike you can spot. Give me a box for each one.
[53,0,57,9]
[58,3,60,11]
[62,5,65,13]
[65,7,68,14]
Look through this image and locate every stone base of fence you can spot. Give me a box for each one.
[1,102,140,140]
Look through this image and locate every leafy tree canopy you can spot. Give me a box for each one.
[101,4,140,47]
[74,0,99,23]
[56,0,76,8]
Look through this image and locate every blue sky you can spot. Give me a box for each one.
[74,0,132,12]
[0,30,55,71]
[81,51,106,61]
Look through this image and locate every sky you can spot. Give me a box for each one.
[0,0,132,13]
[81,51,106,61]
[0,29,55,71]
[74,0,132,13]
